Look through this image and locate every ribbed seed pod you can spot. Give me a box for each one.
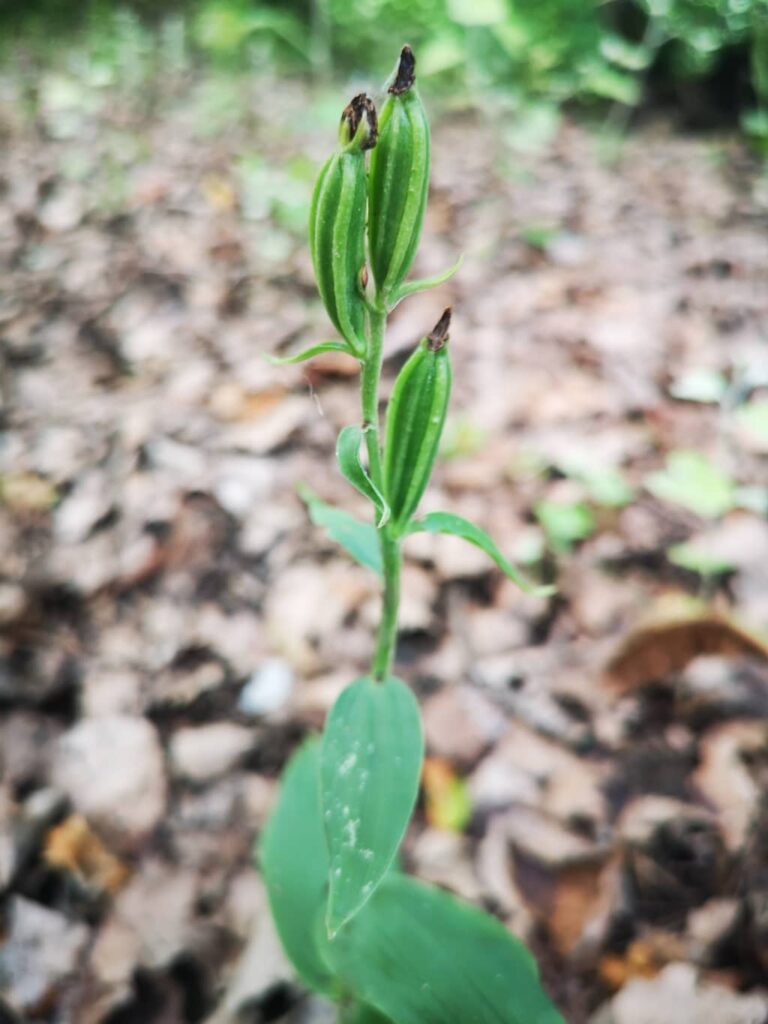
[383,309,452,530]
[309,94,377,355]
[368,46,430,303]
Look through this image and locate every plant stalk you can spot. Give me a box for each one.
[361,304,402,681]
[360,304,387,490]
[372,530,401,680]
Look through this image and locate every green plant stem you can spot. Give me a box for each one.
[361,304,402,682]
[372,530,401,680]
[360,304,387,489]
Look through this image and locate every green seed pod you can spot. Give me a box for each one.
[383,309,452,529]
[368,45,430,304]
[309,94,377,355]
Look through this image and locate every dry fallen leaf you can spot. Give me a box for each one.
[208,383,287,423]
[547,857,618,957]
[488,807,615,955]
[693,721,767,849]
[422,756,472,833]
[44,815,130,894]
[2,472,59,513]
[604,597,768,692]
[599,932,685,990]
[200,173,237,212]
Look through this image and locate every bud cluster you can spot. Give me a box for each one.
[309,46,445,532]
[309,45,431,350]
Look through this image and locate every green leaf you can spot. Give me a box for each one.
[439,416,488,460]
[737,399,768,447]
[194,2,310,61]
[423,758,472,833]
[247,9,312,61]
[266,341,355,365]
[581,471,632,508]
[518,223,560,249]
[299,485,382,575]
[668,541,734,577]
[584,470,633,508]
[336,426,390,527]
[644,451,735,519]
[258,738,334,995]
[392,255,463,307]
[600,34,654,71]
[325,874,565,1024]
[418,33,466,77]
[742,109,768,154]
[580,60,641,104]
[407,512,555,596]
[447,0,507,27]
[193,1,257,54]
[535,500,595,553]
[557,461,633,508]
[321,676,423,936]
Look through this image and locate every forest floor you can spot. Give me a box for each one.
[1,59,768,1024]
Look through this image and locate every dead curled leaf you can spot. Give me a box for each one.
[599,932,685,990]
[44,815,130,895]
[507,844,617,957]
[422,756,472,833]
[494,805,615,955]
[603,599,768,692]
[546,858,618,957]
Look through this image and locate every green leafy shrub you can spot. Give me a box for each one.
[6,0,767,133]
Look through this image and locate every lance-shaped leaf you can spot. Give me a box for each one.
[299,485,382,575]
[321,676,423,936]
[391,253,463,308]
[407,512,555,595]
[324,874,565,1024]
[266,341,357,365]
[258,738,335,995]
[336,425,390,527]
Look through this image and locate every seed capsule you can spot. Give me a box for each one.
[309,94,377,355]
[368,46,430,304]
[383,308,452,529]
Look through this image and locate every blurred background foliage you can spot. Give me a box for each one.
[1,0,766,145]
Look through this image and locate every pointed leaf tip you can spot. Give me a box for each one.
[407,511,555,595]
[266,341,355,365]
[392,254,463,308]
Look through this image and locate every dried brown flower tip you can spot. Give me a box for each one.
[427,308,451,351]
[340,93,378,150]
[389,45,416,95]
